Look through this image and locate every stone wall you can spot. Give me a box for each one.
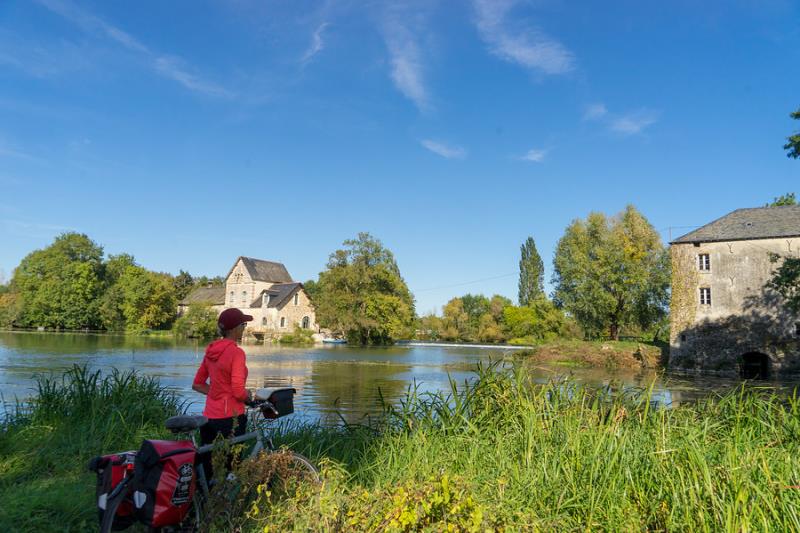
[669,237,800,375]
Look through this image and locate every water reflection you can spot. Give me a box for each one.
[2,332,800,420]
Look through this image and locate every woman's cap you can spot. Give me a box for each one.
[218,308,253,330]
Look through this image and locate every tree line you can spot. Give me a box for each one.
[0,233,221,332]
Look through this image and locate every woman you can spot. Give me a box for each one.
[192,307,254,482]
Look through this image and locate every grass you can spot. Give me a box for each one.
[3,363,800,531]
[0,365,186,532]
[512,338,665,369]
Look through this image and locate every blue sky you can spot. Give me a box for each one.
[1,0,798,314]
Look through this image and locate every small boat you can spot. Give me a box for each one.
[322,338,347,345]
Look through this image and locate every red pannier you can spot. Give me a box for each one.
[132,440,197,528]
[88,451,137,531]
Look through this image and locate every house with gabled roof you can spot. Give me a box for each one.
[669,205,800,377]
[179,256,318,339]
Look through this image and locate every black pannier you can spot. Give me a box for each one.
[260,388,297,419]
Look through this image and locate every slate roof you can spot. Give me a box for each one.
[671,205,800,244]
[179,286,225,306]
[249,283,304,309]
[225,256,293,283]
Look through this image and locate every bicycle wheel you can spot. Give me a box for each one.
[285,452,320,483]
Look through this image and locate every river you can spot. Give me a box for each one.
[2,331,799,423]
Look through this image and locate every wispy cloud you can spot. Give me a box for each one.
[302,22,329,64]
[383,21,429,111]
[583,103,607,121]
[610,109,659,135]
[520,147,548,162]
[472,0,574,75]
[35,0,232,97]
[420,139,466,159]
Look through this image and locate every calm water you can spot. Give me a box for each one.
[2,332,799,423]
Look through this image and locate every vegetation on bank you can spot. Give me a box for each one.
[513,339,664,369]
[3,364,800,531]
[0,366,185,532]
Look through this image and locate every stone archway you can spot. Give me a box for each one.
[740,352,770,379]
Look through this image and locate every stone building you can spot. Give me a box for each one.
[669,205,800,377]
[179,256,318,340]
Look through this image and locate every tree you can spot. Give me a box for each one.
[12,233,105,329]
[173,304,218,339]
[503,297,571,343]
[172,270,195,300]
[518,237,544,305]
[552,205,670,340]
[785,107,800,159]
[768,192,797,206]
[313,233,415,345]
[115,267,177,332]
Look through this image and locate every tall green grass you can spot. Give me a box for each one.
[0,365,186,532]
[251,363,800,531]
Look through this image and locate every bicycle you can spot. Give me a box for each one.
[95,388,319,533]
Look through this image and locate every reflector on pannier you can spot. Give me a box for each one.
[132,439,197,528]
[88,451,137,531]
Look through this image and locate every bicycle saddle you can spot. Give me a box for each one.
[165,415,208,433]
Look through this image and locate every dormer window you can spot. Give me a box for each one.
[698,254,710,271]
[263,293,270,306]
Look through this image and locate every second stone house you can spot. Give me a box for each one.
[669,205,800,377]
[180,256,318,338]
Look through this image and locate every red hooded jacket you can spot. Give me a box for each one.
[193,338,249,419]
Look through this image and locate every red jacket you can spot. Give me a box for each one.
[193,338,249,419]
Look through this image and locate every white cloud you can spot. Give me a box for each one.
[420,139,466,159]
[384,21,429,111]
[583,103,607,121]
[610,110,659,135]
[520,148,548,162]
[302,22,329,63]
[472,0,574,75]
[35,0,232,97]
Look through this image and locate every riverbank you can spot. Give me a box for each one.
[2,364,798,531]
[513,339,665,369]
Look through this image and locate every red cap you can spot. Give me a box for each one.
[218,308,253,330]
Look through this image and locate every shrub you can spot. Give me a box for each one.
[173,304,218,339]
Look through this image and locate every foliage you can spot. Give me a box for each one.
[11,233,105,329]
[0,291,19,327]
[518,236,545,305]
[279,326,315,345]
[439,294,510,342]
[172,269,195,300]
[552,205,670,340]
[768,254,800,314]
[0,365,185,532]
[768,192,797,206]
[785,107,800,158]
[503,297,574,344]
[173,304,218,339]
[312,233,415,345]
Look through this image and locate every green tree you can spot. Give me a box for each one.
[172,270,195,300]
[503,297,572,344]
[785,107,800,159]
[552,205,670,340]
[313,233,415,345]
[115,267,177,332]
[173,304,218,339]
[441,298,470,341]
[768,192,797,206]
[518,237,544,305]
[12,233,105,329]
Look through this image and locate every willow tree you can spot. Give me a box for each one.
[313,233,415,345]
[552,205,669,340]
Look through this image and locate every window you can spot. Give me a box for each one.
[263,293,269,306]
[229,291,234,304]
[680,334,686,342]
[795,323,800,337]
[700,287,711,306]
[301,316,310,329]
[280,317,286,328]
[698,254,710,271]
[294,293,299,306]
[241,290,248,305]
[262,317,267,326]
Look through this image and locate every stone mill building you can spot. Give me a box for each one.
[179,256,318,341]
[669,205,800,377]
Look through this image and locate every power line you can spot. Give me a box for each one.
[416,272,518,292]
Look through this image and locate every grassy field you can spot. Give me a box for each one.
[2,363,799,531]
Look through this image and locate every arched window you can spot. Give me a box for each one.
[280,317,286,328]
[301,316,310,329]
[241,290,248,305]
[294,293,299,306]
[261,317,267,326]
[229,291,235,304]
